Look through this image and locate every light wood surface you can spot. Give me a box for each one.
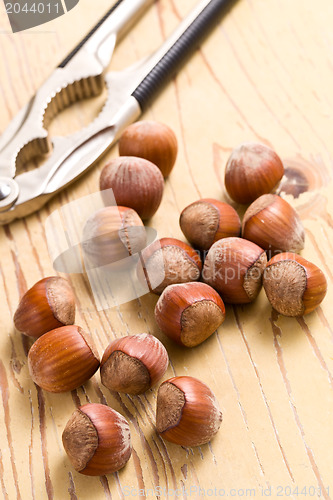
[1,0,333,498]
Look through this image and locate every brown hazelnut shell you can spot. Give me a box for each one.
[155,282,225,347]
[263,252,327,316]
[179,198,241,250]
[118,120,178,177]
[224,142,284,204]
[242,194,305,256]
[99,156,164,220]
[28,325,100,392]
[100,333,169,394]
[82,206,146,268]
[156,376,222,447]
[13,276,75,338]
[138,237,202,294]
[202,237,267,304]
[62,403,131,476]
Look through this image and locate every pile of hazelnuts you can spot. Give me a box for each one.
[13,121,327,477]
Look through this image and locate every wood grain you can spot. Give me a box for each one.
[1,0,333,498]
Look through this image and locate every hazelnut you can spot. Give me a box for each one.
[100,333,169,394]
[118,120,178,177]
[99,156,164,219]
[13,276,75,338]
[28,325,100,392]
[82,206,146,268]
[263,253,327,316]
[156,376,222,447]
[62,403,131,476]
[138,237,202,294]
[242,194,305,256]
[202,237,267,304]
[224,143,284,204]
[155,282,225,347]
[179,198,241,250]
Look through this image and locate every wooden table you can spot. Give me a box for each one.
[1,0,333,498]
